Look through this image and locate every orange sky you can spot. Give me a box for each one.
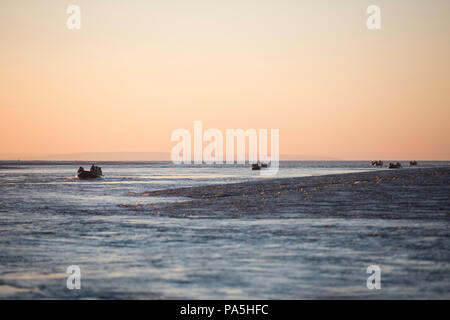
[1,0,449,160]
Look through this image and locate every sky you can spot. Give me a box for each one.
[1,0,449,160]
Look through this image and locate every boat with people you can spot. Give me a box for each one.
[77,164,103,179]
[371,160,383,167]
[251,163,261,170]
[409,161,418,166]
[388,162,402,169]
[251,162,269,170]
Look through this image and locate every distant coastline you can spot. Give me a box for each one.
[0,152,339,162]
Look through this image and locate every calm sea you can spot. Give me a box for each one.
[0,161,449,299]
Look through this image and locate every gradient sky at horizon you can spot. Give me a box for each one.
[1,0,449,160]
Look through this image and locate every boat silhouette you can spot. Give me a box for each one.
[77,165,103,179]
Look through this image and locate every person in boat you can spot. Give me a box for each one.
[251,163,261,170]
[388,162,402,169]
[89,164,103,176]
[77,164,102,179]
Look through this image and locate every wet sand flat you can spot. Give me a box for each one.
[134,167,450,221]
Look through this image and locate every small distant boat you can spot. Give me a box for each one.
[251,163,261,171]
[77,165,103,179]
[409,161,417,166]
[388,162,402,169]
[261,163,268,168]
[371,160,383,167]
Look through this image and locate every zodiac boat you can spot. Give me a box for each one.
[77,165,103,179]
[388,162,402,169]
[251,163,261,171]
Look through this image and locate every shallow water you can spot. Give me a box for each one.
[0,161,449,299]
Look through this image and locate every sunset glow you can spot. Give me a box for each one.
[1,0,449,160]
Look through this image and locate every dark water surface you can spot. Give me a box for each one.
[0,161,449,299]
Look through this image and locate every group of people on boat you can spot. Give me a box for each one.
[251,163,268,170]
[77,164,103,179]
[388,162,402,169]
[371,161,418,169]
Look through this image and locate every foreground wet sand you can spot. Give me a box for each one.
[132,167,450,221]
